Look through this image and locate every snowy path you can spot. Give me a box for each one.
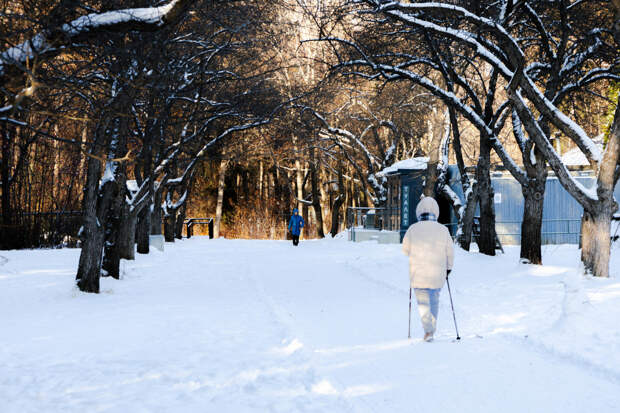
[1,238,620,412]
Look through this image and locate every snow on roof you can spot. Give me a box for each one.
[377,157,428,176]
[561,135,604,166]
[126,180,139,193]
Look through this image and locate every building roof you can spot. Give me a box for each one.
[377,157,428,176]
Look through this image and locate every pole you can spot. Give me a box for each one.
[408,287,412,339]
[446,276,461,340]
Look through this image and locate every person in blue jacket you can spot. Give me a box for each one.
[288,208,304,246]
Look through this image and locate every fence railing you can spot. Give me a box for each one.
[0,211,83,249]
[495,218,583,245]
[184,218,214,239]
[346,207,400,231]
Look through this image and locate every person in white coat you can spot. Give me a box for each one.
[402,196,454,342]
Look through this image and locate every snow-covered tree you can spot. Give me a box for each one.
[337,0,619,275]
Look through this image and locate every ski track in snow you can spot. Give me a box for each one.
[1,239,620,412]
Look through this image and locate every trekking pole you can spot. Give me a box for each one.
[408,287,412,339]
[445,276,461,340]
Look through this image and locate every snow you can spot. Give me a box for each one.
[1,239,620,412]
[126,179,139,193]
[561,147,590,166]
[166,177,183,185]
[62,1,179,35]
[0,34,49,77]
[1,1,180,76]
[99,161,116,188]
[522,77,602,163]
[561,135,604,166]
[377,156,429,176]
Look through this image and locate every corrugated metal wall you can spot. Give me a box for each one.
[490,173,620,245]
[397,167,620,245]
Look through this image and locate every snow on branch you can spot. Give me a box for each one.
[517,75,602,163]
[0,0,188,79]
[360,0,606,168]
[509,89,598,206]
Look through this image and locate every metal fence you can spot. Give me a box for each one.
[184,218,214,239]
[495,218,584,245]
[0,211,83,249]
[346,207,400,231]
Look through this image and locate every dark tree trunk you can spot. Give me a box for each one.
[520,185,545,264]
[1,122,12,249]
[136,134,153,254]
[302,191,309,236]
[329,166,346,237]
[77,78,131,291]
[175,203,186,239]
[214,158,227,238]
[424,161,439,198]
[118,205,137,260]
[163,212,175,242]
[520,155,547,265]
[101,111,129,279]
[476,138,496,256]
[136,205,151,254]
[76,157,115,293]
[151,189,163,235]
[101,178,122,279]
[458,183,477,251]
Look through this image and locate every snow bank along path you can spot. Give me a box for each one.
[1,238,620,412]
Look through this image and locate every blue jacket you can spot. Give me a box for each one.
[288,212,304,236]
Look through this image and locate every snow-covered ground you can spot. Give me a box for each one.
[1,238,620,412]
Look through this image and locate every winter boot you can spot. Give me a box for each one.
[424,332,434,342]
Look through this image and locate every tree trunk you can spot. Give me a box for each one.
[580,99,620,277]
[136,135,153,254]
[76,157,111,293]
[1,121,12,249]
[136,205,151,254]
[302,198,309,238]
[520,184,545,264]
[175,203,186,239]
[519,154,547,264]
[457,183,477,251]
[151,189,162,235]
[118,206,137,260]
[329,166,346,237]
[163,186,176,243]
[101,178,123,279]
[164,212,175,242]
[214,159,227,238]
[101,113,128,279]
[581,209,612,278]
[476,138,496,256]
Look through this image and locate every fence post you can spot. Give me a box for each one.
[187,220,193,239]
[208,219,214,239]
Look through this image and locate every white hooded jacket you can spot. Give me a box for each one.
[402,197,454,289]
